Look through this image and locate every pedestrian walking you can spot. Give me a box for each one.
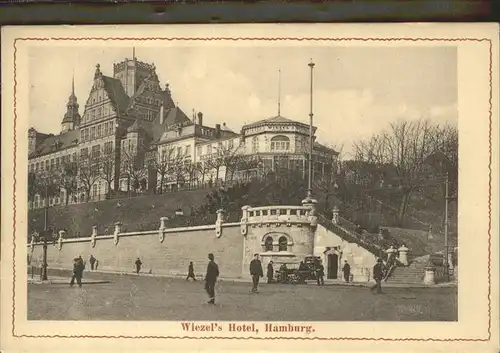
[370,258,384,294]
[89,255,96,271]
[267,261,274,284]
[186,261,197,281]
[204,253,219,304]
[342,260,351,283]
[249,253,263,293]
[135,258,142,274]
[95,259,99,271]
[69,257,84,288]
[315,260,325,286]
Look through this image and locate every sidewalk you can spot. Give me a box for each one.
[34,267,457,288]
[27,276,110,285]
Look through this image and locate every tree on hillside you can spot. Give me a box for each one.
[237,155,263,182]
[150,148,170,193]
[314,143,343,212]
[215,141,244,183]
[78,153,101,202]
[57,158,78,205]
[183,161,199,188]
[353,118,453,226]
[196,159,213,186]
[100,151,116,199]
[33,168,60,207]
[121,145,148,193]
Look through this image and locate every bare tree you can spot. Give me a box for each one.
[314,143,343,212]
[78,153,101,202]
[121,151,148,194]
[57,158,78,205]
[214,141,244,183]
[34,168,61,207]
[100,151,116,199]
[353,118,448,225]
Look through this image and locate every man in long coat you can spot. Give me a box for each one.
[205,253,219,304]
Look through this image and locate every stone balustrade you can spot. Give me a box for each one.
[242,205,312,224]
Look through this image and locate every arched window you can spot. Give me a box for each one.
[278,236,288,252]
[271,136,290,151]
[264,236,273,251]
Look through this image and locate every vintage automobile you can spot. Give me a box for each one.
[276,256,323,284]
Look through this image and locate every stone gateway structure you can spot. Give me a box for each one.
[28,201,388,282]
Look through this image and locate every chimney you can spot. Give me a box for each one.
[197,112,203,126]
[215,124,221,137]
[159,105,164,125]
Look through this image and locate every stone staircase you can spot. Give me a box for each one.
[385,265,425,284]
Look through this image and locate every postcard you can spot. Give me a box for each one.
[1,24,499,353]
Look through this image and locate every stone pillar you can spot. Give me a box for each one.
[159,217,168,230]
[398,244,409,266]
[114,222,122,245]
[423,266,436,285]
[159,217,168,243]
[215,209,224,238]
[240,206,251,236]
[386,246,396,261]
[90,226,97,248]
[58,230,65,250]
[427,224,433,240]
[91,226,97,237]
[331,206,339,225]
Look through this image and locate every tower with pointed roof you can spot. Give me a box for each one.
[61,76,81,133]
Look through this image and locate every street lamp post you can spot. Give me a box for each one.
[306,59,315,200]
[42,184,49,281]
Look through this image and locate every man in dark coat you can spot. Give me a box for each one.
[249,253,264,293]
[70,257,84,287]
[205,253,219,304]
[186,261,196,281]
[342,260,351,283]
[315,260,325,286]
[267,261,274,284]
[370,258,384,294]
[89,255,96,271]
[135,258,142,274]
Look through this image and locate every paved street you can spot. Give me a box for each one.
[28,270,457,321]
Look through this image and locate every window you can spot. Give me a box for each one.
[50,159,55,170]
[90,127,96,140]
[92,145,101,158]
[278,236,288,252]
[81,147,89,158]
[206,145,211,155]
[92,184,98,197]
[177,146,182,157]
[252,136,259,153]
[265,236,273,252]
[104,142,113,154]
[35,162,39,171]
[56,157,60,168]
[185,145,190,156]
[228,139,234,149]
[97,124,102,138]
[196,146,202,157]
[271,136,290,151]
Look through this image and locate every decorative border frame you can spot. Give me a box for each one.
[12,36,493,341]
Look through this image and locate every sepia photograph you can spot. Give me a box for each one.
[1,24,498,351]
[26,44,458,322]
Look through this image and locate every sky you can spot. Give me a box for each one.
[29,45,457,157]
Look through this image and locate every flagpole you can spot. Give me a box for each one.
[307,59,315,200]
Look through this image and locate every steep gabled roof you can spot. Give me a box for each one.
[101,76,130,114]
[29,130,79,159]
[162,106,191,126]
